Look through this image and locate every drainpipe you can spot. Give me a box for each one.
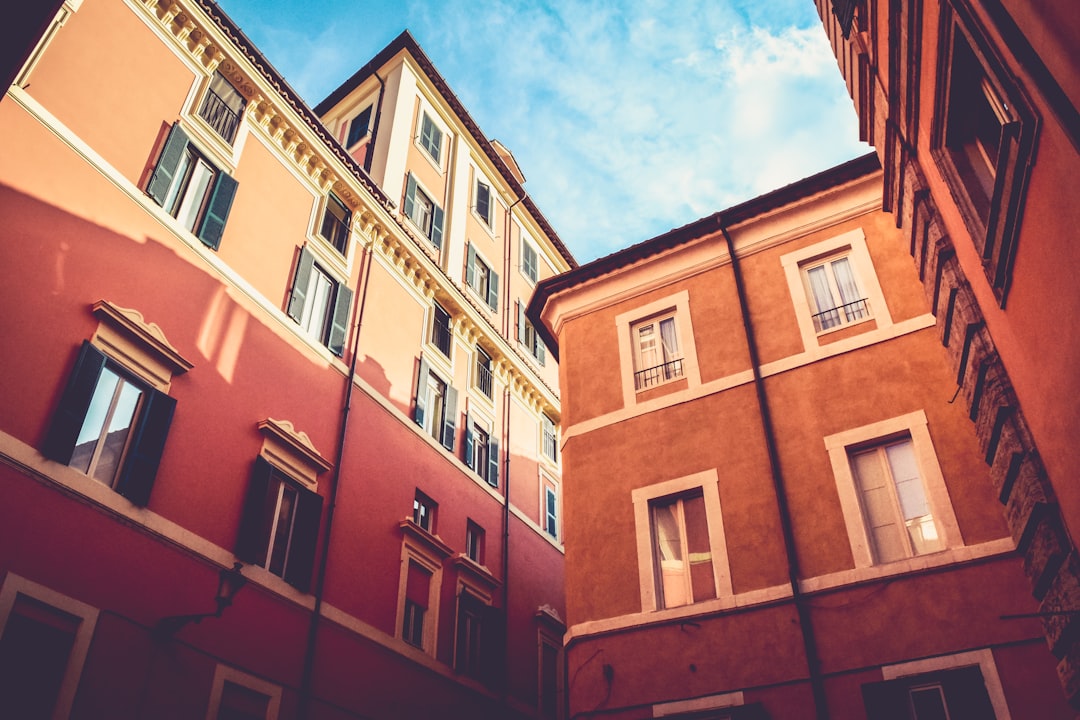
[719,217,829,720]
[297,234,375,720]
[363,71,385,175]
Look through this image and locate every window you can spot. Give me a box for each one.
[285,247,353,357]
[455,591,501,685]
[466,244,499,311]
[431,303,453,358]
[214,680,277,720]
[466,520,485,564]
[544,481,559,540]
[403,561,432,648]
[464,411,499,488]
[932,2,1037,301]
[474,347,493,399]
[43,340,177,506]
[517,301,546,365]
[825,410,962,571]
[403,173,445,249]
[801,253,871,333]
[631,314,683,390]
[236,457,323,592]
[317,193,351,255]
[521,237,539,284]
[541,414,557,463]
[147,123,238,250]
[539,636,560,719]
[198,71,246,145]
[0,575,98,720]
[413,357,458,451]
[345,106,372,148]
[418,111,443,164]
[413,490,437,533]
[863,666,998,719]
[475,180,492,226]
[631,470,732,612]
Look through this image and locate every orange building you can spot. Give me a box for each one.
[0,1,568,718]
[815,0,1080,707]
[529,156,1068,718]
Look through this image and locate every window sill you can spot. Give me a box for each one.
[398,519,453,559]
[634,376,688,403]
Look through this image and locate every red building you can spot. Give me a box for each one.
[815,0,1080,707]
[529,156,1068,718]
[0,1,568,718]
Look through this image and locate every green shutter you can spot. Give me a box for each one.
[537,336,546,366]
[326,283,353,357]
[236,457,276,564]
[284,487,323,592]
[287,247,315,322]
[464,410,475,467]
[115,387,176,507]
[42,341,107,464]
[147,123,190,206]
[487,438,499,488]
[431,204,444,249]
[403,173,417,222]
[487,270,499,311]
[413,356,430,426]
[441,385,457,451]
[197,172,237,250]
[466,243,476,288]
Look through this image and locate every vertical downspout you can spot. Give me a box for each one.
[719,217,829,720]
[297,238,375,720]
[363,72,385,175]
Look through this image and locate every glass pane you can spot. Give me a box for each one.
[299,269,332,337]
[683,494,716,603]
[830,257,861,307]
[175,159,214,231]
[885,441,943,556]
[852,450,906,563]
[70,369,122,473]
[652,501,687,608]
[267,484,296,576]
[806,265,837,313]
[162,151,193,216]
[91,379,142,485]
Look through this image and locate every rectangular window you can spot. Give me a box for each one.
[403,173,445,249]
[474,347,493,399]
[851,437,945,564]
[539,636,560,719]
[544,482,559,540]
[863,665,998,719]
[801,254,871,333]
[146,124,237,250]
[43,341,176,506]
[413,357,458,451]
[517,301,547,365]
[346,106,372,148]
[198,71,246,145]
[418,112,443,164]
[413,490,437,533]
[285,247,353,357]
[521,238,539,284]
[0,595,80,719]
[466,520,485,564]
[236,457,323,592]
[464,411,500,488]
[431,303,453,358]
[466,243,500,311]
[541,414,557,463]
[650,490,716,609]
[475,180,492,226]
[632,314,683,390]
[403,561,431,648]
[217,680,272,720]
[455,591,485,679]
[318,193,351,255]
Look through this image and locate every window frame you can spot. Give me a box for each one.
[413,489,438,534]
[417,110,445,167]
[867,648,1012,720]
[474,178,493,227]
[345,106,373,149]
[520,235,540,285]
[629,312,684,392]
[430,302,453,359]
[466,243,500,312]
[464,408,500,488]
[403,173,445,249]
[413,356,458,452]
[205,664,282,720]
[196,70,246,146]
[473,346,494,400]
[466,520,485,565]
[316,192,351,256]
[395,535,447,656]
[543,478,560,541]
[615,290,701,407]
[825,410,963,570]
[931,0,1039,305]
[285,246,353,357]
[799,253,873,334]
[631,469,732,613]
[517,301,547,366]
[541,414,558,464]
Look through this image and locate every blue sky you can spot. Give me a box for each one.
[216,0,868,263]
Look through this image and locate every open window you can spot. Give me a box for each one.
[403,173,445,249]
[464,410,499,488]
[317,193,351,255]
[285,247,353,357]
[466,244,499,312]
[414,356,457,451]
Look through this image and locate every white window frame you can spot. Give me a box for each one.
[542,475,560,541]
[780,228,893,352]
[416,109,446,169]
[825,410,963,570]
[473,174,494,229]
[405,177,439,240]
[615,290,701,408]
[881,649,1011,720]
[631,469,732,613]
[520,234,540,285]
[0,573,99,720]
[205,664,282,720]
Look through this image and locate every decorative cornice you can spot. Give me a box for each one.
[399,520,454,559]
[257,418,332,487]
[450,555,500,590]
[91,300,193,376]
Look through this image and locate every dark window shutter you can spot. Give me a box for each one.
[147,123,190,205]
[413,356,430,426]
[516,301,524,342]
[464,411,475,467]
[465,243,476,288]
[115,387,176,506]
[480,603,504,687]
[431,204,445,249]
[941,665,996,719]
[403,173,417,221]
[326,283,353,357]
[284,488,323,592]
[236,457,276,565]
[197,172,237,250]
[42,341,106,464]
[287,247,315,322]
[487,270,499,311]
[487,438,499,488]
[861,678,909,720]
[728,703,768,720]
[441,385,457,451]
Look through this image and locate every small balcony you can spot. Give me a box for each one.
[475,359,493,398]
[634,358,684,391]
[198,88,243,145]
[812,298,870,333]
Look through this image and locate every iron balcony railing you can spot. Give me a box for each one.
[812,298,870,333]
[198,88,243,144]
[543,429,557,462]
[475,359,493,398]
[432,321,452,357]
[634,358,684,391]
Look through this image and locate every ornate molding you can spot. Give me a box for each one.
[91,300,193,390]
[257,418,332,489]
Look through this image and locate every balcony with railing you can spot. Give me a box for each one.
[475,358,493,398]
[198,85,244,145]
[634,358,684,391]
[812,298,870,333]
[431,319,452,357]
